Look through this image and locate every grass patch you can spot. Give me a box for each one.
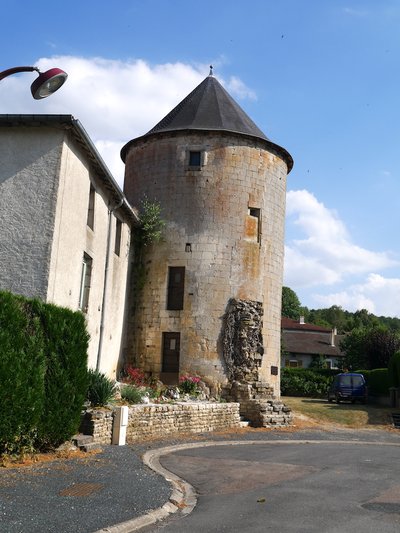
[283,396,394,428]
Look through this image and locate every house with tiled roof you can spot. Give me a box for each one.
[281,317,345,369]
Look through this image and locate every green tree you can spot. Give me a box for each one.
[340,326,400,370]
[281,287,301,319]
[135,196,166,248]
[307,310,332,329]
[306,306,347,332]
[364,326,400,369]
[351,309,380,330]
[132,196,166,303]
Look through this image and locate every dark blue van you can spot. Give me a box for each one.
[327,373,367,404]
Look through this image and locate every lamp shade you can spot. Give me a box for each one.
[30,68,68,99]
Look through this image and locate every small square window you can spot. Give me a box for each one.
[189,151,201,167]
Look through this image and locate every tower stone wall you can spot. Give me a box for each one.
[123,129,288,396]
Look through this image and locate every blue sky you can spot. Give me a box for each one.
[2,0,400,317]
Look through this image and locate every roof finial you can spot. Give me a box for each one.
[209,65,213,76]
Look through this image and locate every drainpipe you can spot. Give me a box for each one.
[96,197,124,371]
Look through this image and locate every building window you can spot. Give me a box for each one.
[187,149,205,170]
[285,359,303,368]
[87,184,95,230]
[114,218,122,256]
[167,266,185,310]
[189,150,201,167]
[78,253,92,313]
[246,207,261,243]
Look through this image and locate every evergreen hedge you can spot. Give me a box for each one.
[388,351,400,388]
[281,368,336,398]
[0,293,46,455]
[281,367,390,398]
[0,291,89,455]
[355,368,390,396]
[37,301,89,449]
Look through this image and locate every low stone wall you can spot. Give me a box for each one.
[223,381,293,427]
[126,402,241,442]
[80,409,114,444]
[80,402,241,445]
[239,398,293,426]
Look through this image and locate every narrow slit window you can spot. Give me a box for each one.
[167,266,185,310]
[246,207,261,243]
[87,184,95,230]
[114,218,122,256]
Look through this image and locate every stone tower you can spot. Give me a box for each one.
[122,72,293,397]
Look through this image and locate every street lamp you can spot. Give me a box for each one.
[0,66,68,99]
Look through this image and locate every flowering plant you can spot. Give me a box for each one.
[125,366,146,387]
[179,375,201,395]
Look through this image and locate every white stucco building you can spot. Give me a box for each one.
[0,114,138,378]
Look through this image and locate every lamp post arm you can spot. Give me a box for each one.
[0,66,40,81]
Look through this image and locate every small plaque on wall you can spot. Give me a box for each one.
[271,366,278,376]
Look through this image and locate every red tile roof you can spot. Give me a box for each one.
[281,317,345,357]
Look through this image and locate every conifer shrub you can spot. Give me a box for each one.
[388,351,400,388]
[0,292,46,455]
[87,369,116,407]
[0,291,90,454]
[358,368,389,396]
[36,301,89,449]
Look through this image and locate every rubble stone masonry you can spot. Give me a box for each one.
[80,402,241,444]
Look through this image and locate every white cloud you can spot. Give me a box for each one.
[312,274,400,317]
[284,189,398,289]
[285,189,400,316]
[0,56,257,187]
[225,76,257,100]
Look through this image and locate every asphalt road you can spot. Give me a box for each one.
[144,431,400,533]
[0,445,171,533]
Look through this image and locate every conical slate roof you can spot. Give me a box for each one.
[146,74,269,140]
[121,73,293,171]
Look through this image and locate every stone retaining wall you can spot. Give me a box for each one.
[126,402,240,442]
[80,409,114,444]
[223,381,293,427]
[80,402,241,445]
[239,398,293,426]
